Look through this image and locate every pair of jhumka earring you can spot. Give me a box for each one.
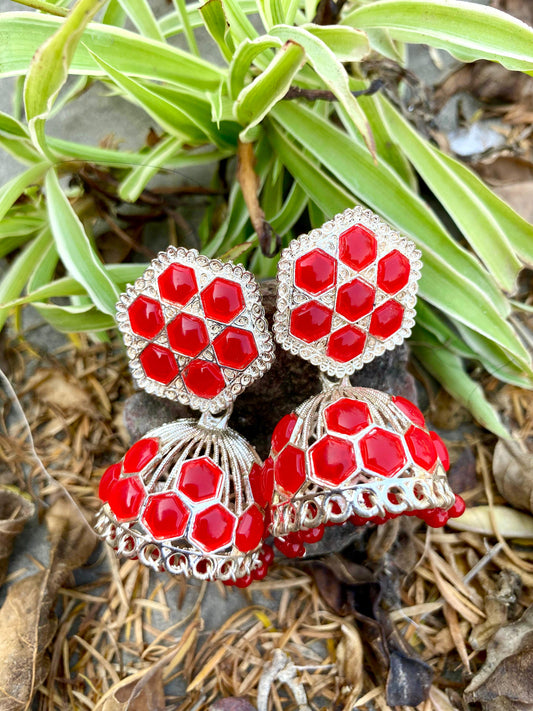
[94,207,465,587]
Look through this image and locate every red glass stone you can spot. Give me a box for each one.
[191,503,236,552]
[235,574,253,588]
[289,301,332,343]
[158,263,198,305]
[213,327,258,370]
[430,431,450,470]
[99,462,121,502]
[338,224,377,271]
[142,493,189,540]
[271,413,298,454]
[274,537,305,558]
[183,360,225,398]
[201,278,244,323]
[336,279,375,322]
[249,461,273,509]
[310,435,357,485]
[235,505,265,552]
[369,300,404,339]
[377,250,411,294]
[140,344,179,385]
[405,426,437,470]
[294,248,337,295]
[326,325,366,363]
[419,507,449,528]
[251,561,269,580]
[124,438,159,473]
[324,397,370,435]
[167,313,209,357]
[107,476,145,521]
[128,295,164,339]
[392,396,425,428]
[448,494,466,518]
[274,445,306,496]
[177,456,222,501]
[300,524,325,543]
[360,428,407,477]
[349,514,369,526]
[259,543,275,566]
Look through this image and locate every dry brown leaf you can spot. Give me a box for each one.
[35,371,92,412]
[93,666,166,711]
[0,499,96,710]
[493,439,533,514]
[0,487,34,587]
[473,155,533,186]
[494,182,533,223]
[465,604,533,709]
[447,504,533,539]
[336,623,363,694]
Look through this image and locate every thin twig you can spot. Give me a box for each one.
[283,79,384,102]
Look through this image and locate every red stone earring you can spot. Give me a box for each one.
[267,207,464,556]
[94,247,275,587]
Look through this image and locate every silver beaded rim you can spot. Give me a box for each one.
[273,206,422,377]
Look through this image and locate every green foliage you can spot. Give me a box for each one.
[1,0,533,434]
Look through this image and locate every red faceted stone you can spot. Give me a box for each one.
[167,313,209,357]
[274,445,306,496]
[182,360,225,398]
[108,476,145,521]
[448,494,466,518]
[310,435,357,485]
[128,295,164,339]
[300,524,325,543]
[142,492,189,540]
[360,428,407,477]
[123,438,159,473]
[405,426,438,470]
[290,301,332,343]
[271,413,298,454]
[294,249,337,295]
[140,344,179,384]
[274,537,305,558]
[99,462,121,502]
[324,398,370,435]
[336,279,375,322]
[201,278,244,323]
[178,456,222,501]
[251,561,269,580]
[158,263,198,305]
[260,543,275,566]
[191,503,235,552]
[430,431,450,470]
[338,224,377,271]
[249,461,273,509]
[235,505,265,552]
[377,250,411,294]
[369,300,404,339]
[420,507,449,528]
[326,325,366,363]
[392,396,425,428]
[235,574,253,588]
[213,327,258,370]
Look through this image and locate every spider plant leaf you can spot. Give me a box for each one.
[199,0,234,62]
[229,36,283,100]
[235,40,306,130]
[270,103,531,366]
[45,169,120,316]
[415,301,477,360]
[32,302,116,332]
[342,0,533,73]
[87,50,209,142]
[23,0,107,155]
[300,24,370,62]
[171,0,199,55]
[0,162,49,222]
[118,137,184,202]
[379,97,525,292]
[0,230,52,331]
[0,12,224,90]
[221,0,259,43]
[116,0,165,41]
[27,240,59,294]
[410,324,510,438]
[270,24,375,156]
